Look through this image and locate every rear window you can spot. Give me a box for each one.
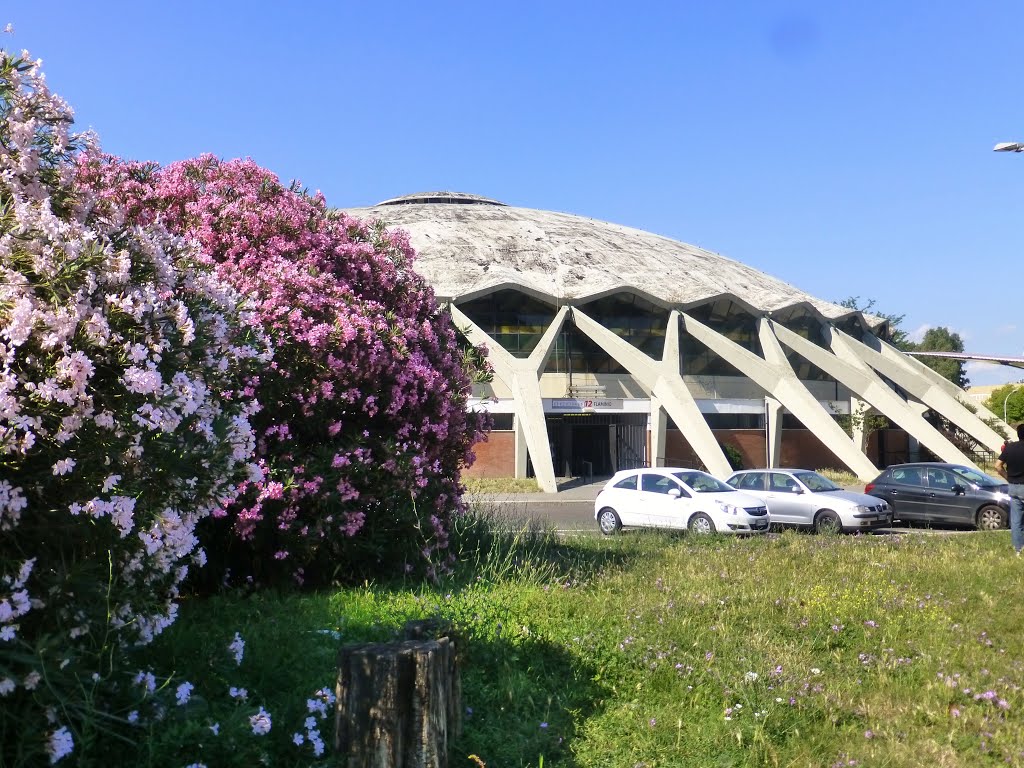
[613,474,638,490]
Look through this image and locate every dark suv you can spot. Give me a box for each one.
[864,463,1010,530]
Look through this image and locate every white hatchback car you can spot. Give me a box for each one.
[594,467,770,535]
[726,468,892,533]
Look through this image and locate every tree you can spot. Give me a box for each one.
[914,326,968,388]
[984,384,1024,426]
[78,154,489,587]
[839,296,910,348]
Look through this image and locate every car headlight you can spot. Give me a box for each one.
[855,505,871,513]
[716,501,740,515]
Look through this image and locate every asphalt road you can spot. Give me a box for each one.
[470,496,599,533]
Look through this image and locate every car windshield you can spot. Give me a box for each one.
[793,471,841,492]
[672,471,734,493]
[950,466,1003,488]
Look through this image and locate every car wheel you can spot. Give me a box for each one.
[688,512,716,535]
[814,509,842,535]
[976,504,1008,531]
[597,507,622,535]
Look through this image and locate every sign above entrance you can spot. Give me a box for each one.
[550,398,623,412]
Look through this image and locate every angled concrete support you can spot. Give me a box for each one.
[765,396,783,467]
[849,395,868,453]
[754,319,878,479]
[677,314,878,479]
[514,416,528,478]
[450,304,569,493]
[877,340,1010,428]
[833,330,1005,453]
[650,395,668,467]
[769,322,975,466]
[572,308,732,477]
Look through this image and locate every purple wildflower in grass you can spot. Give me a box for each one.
[649,718,657,727]
[864,620,877,628]
[47,726,74,764]
[540,722,548,729]
[228,632,245,665]
[864,730,874,739]
[175,682,193,706]
[249,706,272,735]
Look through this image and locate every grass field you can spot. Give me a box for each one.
[127,513,1024,767]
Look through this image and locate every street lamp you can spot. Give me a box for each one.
[994,142,1024,152]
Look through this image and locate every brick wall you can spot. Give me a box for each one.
[466,427,903,479]
[464,431,515,478]
[663,429,846,472]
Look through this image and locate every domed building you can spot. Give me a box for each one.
[345,192,1007,493]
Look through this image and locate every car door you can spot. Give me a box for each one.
[886,466,929,520]
[732,471,770,514]
[924,466,974,524]
[765,472,808,525]
[639,472,689,528]
[605,472,644,526]
[732,471,766,496]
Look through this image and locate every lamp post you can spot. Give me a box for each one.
[994,142,1024,152]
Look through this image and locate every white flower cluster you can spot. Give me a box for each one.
[292,686,336,757]
[0,48,272,765]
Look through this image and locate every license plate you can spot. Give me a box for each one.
[752,520,768,529]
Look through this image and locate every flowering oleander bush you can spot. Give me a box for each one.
[0,50,268,764]
[78,153,489,587]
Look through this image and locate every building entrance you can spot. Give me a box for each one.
[543,413,648,478]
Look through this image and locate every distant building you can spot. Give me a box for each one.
[345,192,1009,492]
[965,385,1003,407]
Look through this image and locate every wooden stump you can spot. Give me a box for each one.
[334,623,461,768]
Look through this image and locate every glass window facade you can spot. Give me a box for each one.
[680,300,760,376]
[547,293,669,374]
[771,308,837,383]
[457,290,557,358]
[546,326,625,374]
[578,294,668,359]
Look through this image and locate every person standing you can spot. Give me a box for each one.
[995,423,1024,555]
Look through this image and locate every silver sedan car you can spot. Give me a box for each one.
[725,469,892,533]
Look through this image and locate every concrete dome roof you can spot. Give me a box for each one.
[344,192,875,325]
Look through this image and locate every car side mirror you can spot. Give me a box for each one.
[951,484,966,495]
[792,487,803,494]
[668,487,681,499]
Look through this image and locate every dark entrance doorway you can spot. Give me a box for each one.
[541,414,648,478]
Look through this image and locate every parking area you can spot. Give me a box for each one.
[468,479,983,537]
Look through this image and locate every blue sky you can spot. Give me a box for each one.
[8,2,1024,386]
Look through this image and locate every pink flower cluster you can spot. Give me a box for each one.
[78,153,487,584]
